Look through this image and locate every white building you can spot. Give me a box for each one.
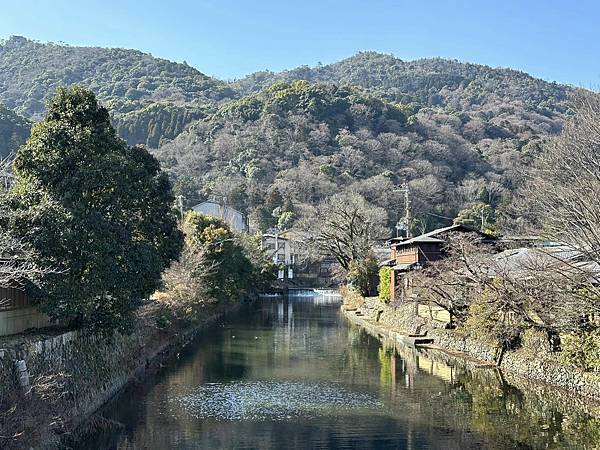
[191,201,248,233]
[262,231,305,280]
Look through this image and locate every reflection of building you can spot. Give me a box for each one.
[191,201,248,233]
[0,285,49,336]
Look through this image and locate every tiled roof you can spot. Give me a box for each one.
[392,224,475,248]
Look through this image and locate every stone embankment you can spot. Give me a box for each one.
[343,296,600,402]
[0,303,239,449]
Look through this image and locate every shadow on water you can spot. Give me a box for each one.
[76,293,600,450]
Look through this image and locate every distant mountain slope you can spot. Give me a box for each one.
[157,79,547,233]
[0,103,30,158]
[0,39,580,233]
[223,53,573,232]
[0,36,235,147]
[233,52,572,116]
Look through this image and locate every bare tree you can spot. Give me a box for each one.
[409,234,494,326]
[487,246,600,333]
[158,241,220,320]
[529,93,600,264]
[307,192,388,271]
[410,233,600,335]
[0,154,14,191]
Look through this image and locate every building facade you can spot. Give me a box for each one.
[0,286,49,336]
[191,201,248,233]
[386,224,494,302]
[262,232,303,280]
[262,231,338,286]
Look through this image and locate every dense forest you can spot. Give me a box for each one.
[157,79,555,233]
[0,37,580,233]
[0,36,234,147]
[0,103,30,158]
[235,52,569,113]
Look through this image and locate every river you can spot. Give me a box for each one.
[79,292,600,449]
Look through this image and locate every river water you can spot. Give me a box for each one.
[81,292,600,449]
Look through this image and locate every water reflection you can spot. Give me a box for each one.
[80,295,600,450]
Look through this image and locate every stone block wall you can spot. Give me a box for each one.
[348,296,600,402]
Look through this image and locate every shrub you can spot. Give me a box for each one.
[346,254,379,297]
[378,266,391,303]
[340,285,365,310]
[560,329,600,373]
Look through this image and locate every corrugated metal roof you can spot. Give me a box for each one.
[391,224,495,248]
[492,246,600,281]
[379,258,395,267]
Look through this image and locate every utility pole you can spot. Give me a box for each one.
[403,183,411,238]
[480,207,485,232]
[394,183,412,239]
[175,195,184,221]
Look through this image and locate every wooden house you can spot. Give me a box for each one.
[386,224,495,302]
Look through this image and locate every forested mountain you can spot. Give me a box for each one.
[157,80,551,233]
[235,52,570,114]
[0,37,579,233]
[0,103,30,158]
[159,53,574,233]
[0,36,234,147]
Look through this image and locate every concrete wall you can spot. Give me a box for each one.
[192,201,247,232]
[0,307,233,449]
[417,304,451,324]
[0,307,49,336]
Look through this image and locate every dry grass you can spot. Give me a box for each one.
[339,286,365,311]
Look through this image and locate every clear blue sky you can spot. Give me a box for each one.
[1,0,599,87]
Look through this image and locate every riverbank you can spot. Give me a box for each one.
[0,301,243,450]
[342,295,600,402]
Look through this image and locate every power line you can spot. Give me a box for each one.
[423,211,456,221]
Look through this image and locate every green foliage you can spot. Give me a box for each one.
[111,102,209,148]
[183,211,274,302]
[378,266,392,303]
[0,36,234,146]
[275,210,295,231]
[0,38,576,234]
[347,254,379,297]
[233,51,570,117]
[454,202,496,234]
[3,86,183,331]
[160,71,567,233]
[0,104,30,158]
[560,329,600,373]
[220,80,406,130]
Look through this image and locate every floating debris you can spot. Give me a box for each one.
[172,380,383,421]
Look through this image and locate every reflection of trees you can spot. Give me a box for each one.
[378,346,393,389]
[359,322,600,449]
[88,298,600,450]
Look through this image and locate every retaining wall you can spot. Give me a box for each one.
[346,297,600,401]
[0,306,234,449]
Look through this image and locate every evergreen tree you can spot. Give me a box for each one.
[5,86,183,331]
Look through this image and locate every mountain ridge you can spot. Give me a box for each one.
[0,36,582,233]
